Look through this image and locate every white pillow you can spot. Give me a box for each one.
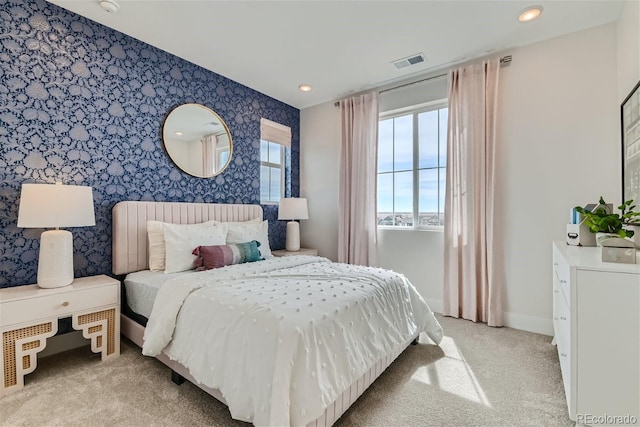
[163,222,228,273]
[147,221,167,271]
[225,220,273,259]
[147,220,216,271]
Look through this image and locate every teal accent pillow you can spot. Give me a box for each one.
[193,240,263,270]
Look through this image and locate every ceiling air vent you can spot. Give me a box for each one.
[391,53,426,70]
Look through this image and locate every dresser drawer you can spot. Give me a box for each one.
[554,295,572,407]
[554,296,571,359]
[558,343,571,407]
[0,285,118,327]
[553,260,571,308]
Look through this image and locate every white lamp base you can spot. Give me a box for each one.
[285,221,301,252]
[37,230,74,288]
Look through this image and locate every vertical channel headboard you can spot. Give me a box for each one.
[112,201,263,275]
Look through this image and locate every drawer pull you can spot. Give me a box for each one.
[553,316,559,320]
[62,301,70,307]
[560,280,567,284]
[560,353,568,358]
[560,316,567,321]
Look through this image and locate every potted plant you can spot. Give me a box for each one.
[575,197,640,244]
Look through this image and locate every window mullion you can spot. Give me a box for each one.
[412,112,419,228]
[280,147,285,199]
[392,118,396,224]
[437,109,441,218]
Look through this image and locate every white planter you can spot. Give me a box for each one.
[629,225,640,249]
[595,232,624,247]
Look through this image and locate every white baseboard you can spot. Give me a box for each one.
[424,298,553,337]
[503,311,554,336]
[39,331,88,358]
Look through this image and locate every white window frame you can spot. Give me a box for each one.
[377,99,448,230]
[260,139,286,205]
[259,118,291,205]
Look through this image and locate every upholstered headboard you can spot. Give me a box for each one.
[112,201,263,275]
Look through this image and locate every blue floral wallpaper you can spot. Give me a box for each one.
[0,0,300,287]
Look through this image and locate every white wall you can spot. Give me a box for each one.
[616,0,640,102]
[497,23,619,334]
[377,229,445,312]
[300,23,620,336]
[299,102,341,261]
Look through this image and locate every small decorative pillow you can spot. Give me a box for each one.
[193,240,263,270]
[224,220,274,259]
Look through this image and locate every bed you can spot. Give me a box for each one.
[112,201,443,427]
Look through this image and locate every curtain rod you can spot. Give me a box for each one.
[334,55,512,106]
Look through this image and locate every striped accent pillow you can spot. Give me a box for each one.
[192,240,263,270]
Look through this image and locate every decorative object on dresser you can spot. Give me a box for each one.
[17,183,96,288]
[551,242,639,423]
[574,197,640,261]
[272,248,318,257]
[277,197,309,251]
[599,237,636,264]
[0,275,120,397]
[566,202,609,246]
[574,197,640,240]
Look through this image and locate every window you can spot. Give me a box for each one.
[377,102,448,228]
[260,140,284,203]
[260,118,291,204]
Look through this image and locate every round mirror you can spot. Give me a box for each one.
[162,103,233,178]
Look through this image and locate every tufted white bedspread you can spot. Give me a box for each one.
[142,256,443,426]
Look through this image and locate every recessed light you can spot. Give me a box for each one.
[99,0,119,13]
[298,84,312,92]
[175,131,183,136]
[518,5,543,22]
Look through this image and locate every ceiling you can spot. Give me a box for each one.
[47,0,624,110]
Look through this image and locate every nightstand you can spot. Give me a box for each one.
[0,275,120,396]
[272,248,318,257]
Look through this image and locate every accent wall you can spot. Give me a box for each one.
[0,0,300,287]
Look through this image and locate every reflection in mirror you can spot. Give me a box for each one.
[162,104,233,178]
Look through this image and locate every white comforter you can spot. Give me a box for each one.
[142,256,443,426]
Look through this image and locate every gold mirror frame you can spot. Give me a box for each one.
[162,103,233,178]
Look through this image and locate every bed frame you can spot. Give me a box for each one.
[112,201,415,427]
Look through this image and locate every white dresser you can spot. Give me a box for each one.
[552,242,639,425]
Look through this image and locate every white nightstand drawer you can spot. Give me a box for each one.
[1,285,118,327]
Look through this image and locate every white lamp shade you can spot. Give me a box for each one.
[17,183,96,228]
[278,197,309,220]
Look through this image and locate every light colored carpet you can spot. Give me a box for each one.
[0,315,571,426]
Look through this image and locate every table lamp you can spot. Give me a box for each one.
[17,183,96,288]
[278,197,309,251]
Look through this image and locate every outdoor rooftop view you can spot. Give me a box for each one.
[377,212,445,227]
